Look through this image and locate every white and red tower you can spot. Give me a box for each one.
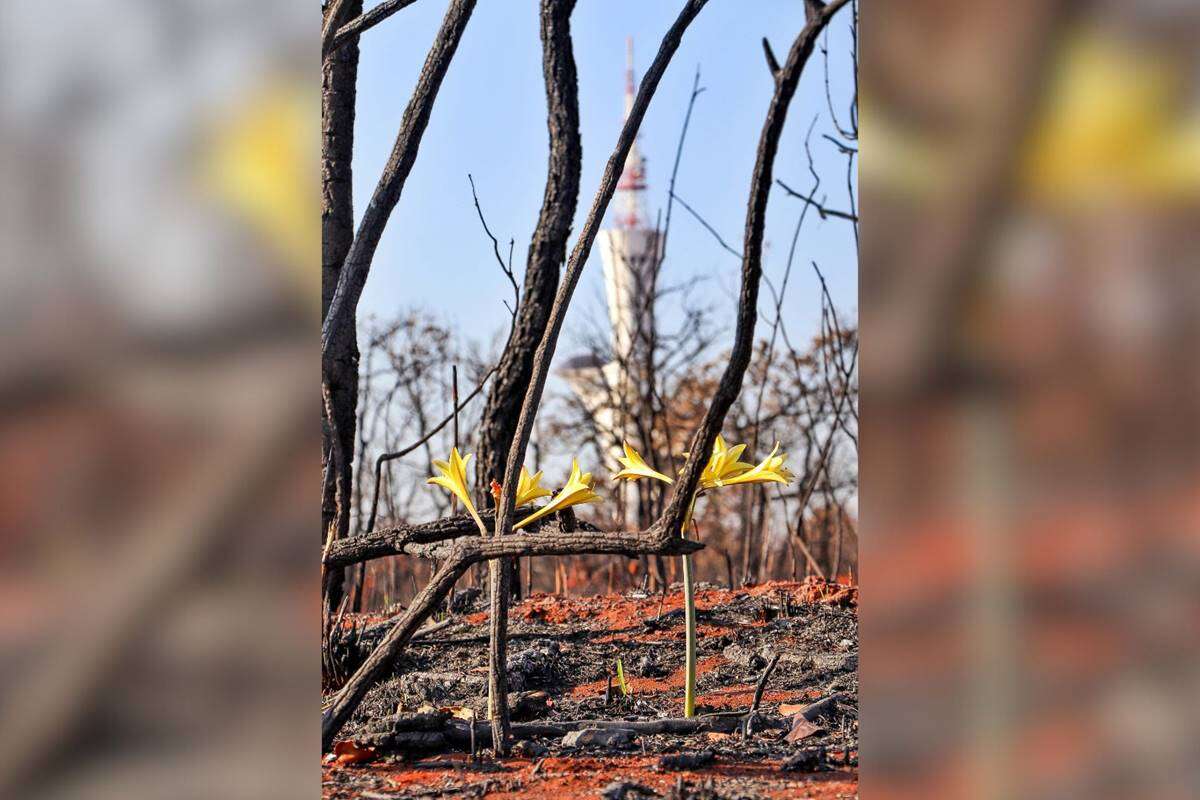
[597,37,661,368]
[561,38,662,526]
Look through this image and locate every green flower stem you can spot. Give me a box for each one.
[681,494,699,718]
[681,552,698,717]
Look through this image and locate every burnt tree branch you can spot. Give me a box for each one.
[487,0,711,754]
[476,0,583,756]
[476,0,582,601]
[492,0,711,555]
[321,0,475,619]
[325,0,423,57]
[322,0,477,357]
[359,711,783,751]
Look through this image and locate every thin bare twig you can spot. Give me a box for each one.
[669,191,742,258]
[325,0,423,57]
[468,173,520,324]
[364,366,497,534]
[775,179,858,222]
[322,0,477,356]
[742,652,782,737]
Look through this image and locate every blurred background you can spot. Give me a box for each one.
[0,1,313,797]
[0,0,1195,797]
[861,0,1200,797]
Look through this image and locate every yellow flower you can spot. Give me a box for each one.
[516,466,553,506]
[515,460,601,530]
[427,448,485,532]
[716,442,794,487]
[613,442,673,484]
[696,434,755,490]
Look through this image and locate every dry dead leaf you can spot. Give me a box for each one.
[784,717,824,744]
[332,740,378,765]
[705,731,733,742]
[440,705,477,721]
[778,703,806,716]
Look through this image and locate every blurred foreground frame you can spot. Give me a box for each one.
[0,1,316,796]
[861,1,1200,798]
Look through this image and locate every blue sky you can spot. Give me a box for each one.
[351,0,857,359]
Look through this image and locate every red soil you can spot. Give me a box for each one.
[324,755,858,800]
[569,655,725,702]
[466,577,856,630]
[325,580,858,799]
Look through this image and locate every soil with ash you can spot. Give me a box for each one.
[324,578,858,799]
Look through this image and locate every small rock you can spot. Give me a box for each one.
[636,653,668,678]
[658,749,715,770]
[511,739,549,758]
[781,746,829,773]
[812,651,856,673]
[722,643,766,670]
[601,779,659,800]
[561,727,635,748]
[506,641,560,692]
[798,693,848,722]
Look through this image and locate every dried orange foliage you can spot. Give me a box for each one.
[331,740,377,765]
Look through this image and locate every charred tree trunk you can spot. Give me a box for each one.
[321,0,477,612]
[476,0,582,601]
[321,0,362,613]
[488,0,712,755]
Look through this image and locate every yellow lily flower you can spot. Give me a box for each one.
[515,460,601,530]
[613,442,673,484]
[427,448,485,532]
[516,466,553,507]
[696,434,755,490]
[716,442,794,487]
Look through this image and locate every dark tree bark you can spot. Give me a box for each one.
[476,0,581,756]
[487,0,711,755]
[322,0,477,355]
[321,0,477,612]
[321,0,362,613]
[321,507,594,568]
[476,0,582,602]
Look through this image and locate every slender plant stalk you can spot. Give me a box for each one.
[681,495,699,717]
[681,553,698,716]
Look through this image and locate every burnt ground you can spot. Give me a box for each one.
[323,578,858,799]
